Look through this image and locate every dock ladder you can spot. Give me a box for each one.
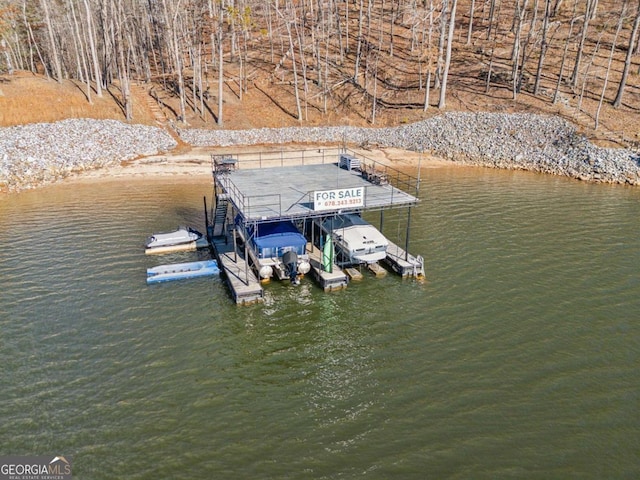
[212,194,229,237]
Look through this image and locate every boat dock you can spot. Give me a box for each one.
[306,244,348,292]
[205,148,423,304]
[210,235,264,304]
[384,240,425,278]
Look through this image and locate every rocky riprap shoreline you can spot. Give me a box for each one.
[178,112,640,186]
[1,113,638,192]
[0,118,177,191]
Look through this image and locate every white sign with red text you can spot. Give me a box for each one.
[313,187,364,211]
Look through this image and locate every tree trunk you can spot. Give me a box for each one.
[438,0,457,109]
[571,0,596,88]
[613,0,640,108]
[511,0,527,99]
[467,0,476,45]
[534,0,552,95]
[577,30,602,114]
[41,0,63,81]
[485,0,502,93]
[280,3,303,122]
[595,1,625,128]
[424,0,434,111]
[218,26,224,126]
[553,0,578,103]
[371,51,378,124]
[354,0,365,83]
[435,0,448,89]
[83,0,102,96]
[1,39,14,74]
[67,0,91,103]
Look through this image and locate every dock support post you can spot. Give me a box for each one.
[204,196,209,228]
[245,242,250,285]
[233,227,238,262]
[405,207,412,261]
[379,209,384,233]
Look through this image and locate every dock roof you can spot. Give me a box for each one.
[216,162,419,223]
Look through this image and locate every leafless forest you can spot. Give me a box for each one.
[0,0,639,137]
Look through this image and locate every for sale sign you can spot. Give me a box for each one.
[313,187,364,211]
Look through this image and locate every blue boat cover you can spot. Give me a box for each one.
[248,221,306,257]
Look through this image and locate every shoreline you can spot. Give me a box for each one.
[20,144,461,190]
[2,113,639,193]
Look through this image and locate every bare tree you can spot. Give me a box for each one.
[533,0,552,95]
[40,0,63,81]
[215,1,224,126]
[438,0,457,109]
[113,0,132,120]
[510,0,527,99]
[434,0,447,89]
[485,0,502,93]
[424,0,435,111]
[278,1,302,121]
[570,0,597,88]
[613,0,640,107]
[354,0,365,83]
[467,0,476,45]
[553,0,578,104]
[595,0,625,129]
[83,0,102,97]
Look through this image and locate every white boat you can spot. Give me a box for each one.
[146,260,219,284]
[319,214,388,265]
[145,227,202,249]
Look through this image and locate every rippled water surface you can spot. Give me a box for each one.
[1,170,639,479]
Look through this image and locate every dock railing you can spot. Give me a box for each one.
[212,148,421,221]
[212,148,342,171]
[212,148,420,195]
[344,148,420,198]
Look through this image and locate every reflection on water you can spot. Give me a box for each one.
[1,169,639,478]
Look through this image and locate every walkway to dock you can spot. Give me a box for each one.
[211,236,264,304]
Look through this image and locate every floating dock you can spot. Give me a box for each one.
[345,267,364,281]
[306,243,348,292]
[210,235,264,304]
[206,148,423,303]
[384,240,425,278]
[368,262,388,277]
[147,260,219,284]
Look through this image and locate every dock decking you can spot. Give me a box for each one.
[217,163,418,222]
[383,240,425,278]
[306,243,348,291]
[211,236,264,304]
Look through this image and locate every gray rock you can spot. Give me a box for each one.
[0,119,176,191]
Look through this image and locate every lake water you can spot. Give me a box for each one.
[1,168,639,479]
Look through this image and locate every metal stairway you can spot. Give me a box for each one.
[211,195,229,237]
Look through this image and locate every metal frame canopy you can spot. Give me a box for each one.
[214,160,419,223]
